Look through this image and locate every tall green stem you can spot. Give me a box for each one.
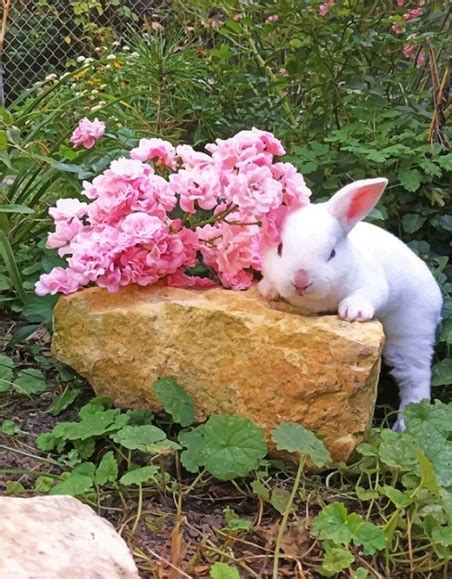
[272,456,306,579]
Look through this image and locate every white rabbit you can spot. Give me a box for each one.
[259,178,443,431]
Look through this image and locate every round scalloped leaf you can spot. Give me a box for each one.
[111,424,167,451]
[120,466,159,486]
[271,422,331,467]
[201,415,267,480]
[153,377,195,427]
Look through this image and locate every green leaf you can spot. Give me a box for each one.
[74,438,96,459]
[35,475,55,493]
[53,409,128,441]
[0,230,27,303]
[127,408,154,426]
[437,154,452,171]
[178,425,207,474]
[353,568,370,579]
[6,481,26,496]
[14,368,47,394]
[0,108,13,125]
[120,465,159,486]
[0,354,13,392]
[47,387,80,416]
[201,415,267,480]
[271,422,331,467]
[416,448,441,496]
[378,429,418,470]
[404,401,452,487]
[210,562,241,579]
[320,546,354,575]
[95,451,118,485]
[402,213,426,234]
[1,419,20,436]
[0,204,34,214]
[438,215,452,232]
[349,518,386,555]
[36,432,59,451]
[431,525,452,547]
[153,377,195,427]
[0,272,10,291]
[251,480,270,502]
[50,463,95,496]
[398,168,422,192]
[431,359,452,386]
[223,506,252,532]
[111,424,167,451]
[270,488,291,515]
[311,502,352,545]
[379,485,412,509]
[22,295,58,325]
[311,503,385,555]
[439,320,452,345]
[0,130,7,150]
[78,397,114,418]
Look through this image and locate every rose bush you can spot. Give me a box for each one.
[36,128,311,296]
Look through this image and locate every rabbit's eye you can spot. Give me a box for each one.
[328,249,336,260]
[277,242,283,257]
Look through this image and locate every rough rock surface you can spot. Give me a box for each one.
[52,284,384,463]
[0,495,139,578]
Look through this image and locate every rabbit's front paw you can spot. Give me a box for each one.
[258,278,280,301]
[339,296,375,322]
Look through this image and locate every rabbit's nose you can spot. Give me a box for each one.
[293,269,312,291]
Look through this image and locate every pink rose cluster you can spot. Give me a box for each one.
[70,118,106,149]
[36,128,311,296]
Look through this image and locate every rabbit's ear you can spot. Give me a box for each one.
[328,178,388,233]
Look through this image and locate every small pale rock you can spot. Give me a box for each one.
[52,284,384,464]
[0,495,139,578]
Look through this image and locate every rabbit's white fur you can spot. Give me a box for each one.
[259,178,443,431]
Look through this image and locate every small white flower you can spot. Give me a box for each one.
[90,104,102,113]
[91,89,99,95]
[94,47,102,53]
[105,64,112,70]
[112,41,120,47]
[84,57,94,64]
[98,100,106,106]
[106,54,116,60]
[76,55,86,63]
[130,52,139,58]
[45,73,57,82]
[122,45,130,51]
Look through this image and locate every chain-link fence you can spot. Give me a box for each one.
[3,0,165,104]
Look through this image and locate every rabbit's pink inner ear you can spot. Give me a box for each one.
[329,178,388,231]
[347,182,385,221]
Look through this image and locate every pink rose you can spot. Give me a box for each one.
[403,44,416,59]
[70,118,105,149]
[404,8,423,21]
[35,267,83,296]
[130,138,176,168]
[319,0,334,17]
[167,269,217,288]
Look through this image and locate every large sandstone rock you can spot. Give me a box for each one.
[52,284,384,463]
[0,495,139,578]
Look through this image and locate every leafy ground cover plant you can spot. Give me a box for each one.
[1,348,451,577]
